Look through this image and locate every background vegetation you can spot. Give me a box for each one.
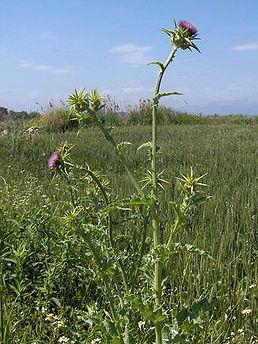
[0,115,257,342]
[0,100,257,134]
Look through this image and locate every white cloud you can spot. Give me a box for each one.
[18,60,76,75]
[110,43,153,65]
[232,42,258,51]
[121,85,144,94]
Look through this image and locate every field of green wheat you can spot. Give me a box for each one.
[0,123,257,343]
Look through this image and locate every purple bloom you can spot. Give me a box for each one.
[48,151,61,170]
[178,20,198,36]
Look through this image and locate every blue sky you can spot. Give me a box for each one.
[0,0,258,115]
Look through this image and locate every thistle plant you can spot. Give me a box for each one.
[48,19,211,343]
[144,19,200,344]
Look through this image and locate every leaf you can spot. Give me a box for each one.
[111,337,124,344]
[137,142,152,152]
[50,297,61,307]
[190,41,201,54]
[191,298,211,315]
[2,257,17,264]
[141,304,166,325]
[100,198,153,214]
[157,92,183,100]
[172,243,215,261]
[162,28,174,36]
[177,307,190,325]
[116,141,132,151]
[147,61,164,70]
[121,198,153,206]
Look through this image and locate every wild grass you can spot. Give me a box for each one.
[0,123,257,343]
[14,99,258,134]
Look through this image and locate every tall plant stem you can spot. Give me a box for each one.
[151,47,177,344]
[92,116,144,198]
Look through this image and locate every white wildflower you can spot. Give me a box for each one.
[241,308,252,315]
[138,320,146,330]
[58,336,70,343]
[45,313,58,322]
[56,320,63,328]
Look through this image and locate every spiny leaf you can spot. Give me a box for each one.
[137,142,152,152]
[116,141,132,151]
[100,198,153,214]
[162,28,174,36]
[147,61,164,70]
[157,92,183,100]
[190,41,201,53]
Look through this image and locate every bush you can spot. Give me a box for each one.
[32,107,79,132]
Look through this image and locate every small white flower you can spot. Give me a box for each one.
[45,313,58,322]
[241,308,252,315]
[249,284,256,289]
[41,307,47,314]
[138,320,146,330]
[56,320,63,328]
[58,336,70,343]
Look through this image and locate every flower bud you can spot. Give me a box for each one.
[163,19,200,52]
[48,151,61,170]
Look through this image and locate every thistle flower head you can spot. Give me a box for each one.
[68,89,89,112]
[162,19,200,53]
[48,142,73,172]
[69,89,106,129]
[178,20,198,37]
[48,151,61,170]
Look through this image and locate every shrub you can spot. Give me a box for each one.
[32,107,79,132]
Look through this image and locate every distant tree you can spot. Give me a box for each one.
[9,110,29,120]
[0,106,8,120]
[27,111,41,119]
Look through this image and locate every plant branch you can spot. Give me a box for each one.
[151,46,178,344]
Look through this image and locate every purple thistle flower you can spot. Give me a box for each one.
[178,20,198,36]
[48,151,61,170]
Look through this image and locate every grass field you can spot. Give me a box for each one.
[0,123,257,343]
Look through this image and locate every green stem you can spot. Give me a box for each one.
[166,217,181,248]
[151,47,177,344]
[92,115,144,197]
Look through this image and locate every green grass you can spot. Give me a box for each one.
[0,123,257,343]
